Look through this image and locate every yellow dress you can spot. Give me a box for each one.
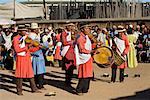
[127,34,138,68]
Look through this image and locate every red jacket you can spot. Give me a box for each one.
[77,32,93,78]
[61,31,76,69]
[13,35,39,78]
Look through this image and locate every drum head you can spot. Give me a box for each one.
[93,46,113,68]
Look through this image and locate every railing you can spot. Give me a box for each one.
[44,2,150,20]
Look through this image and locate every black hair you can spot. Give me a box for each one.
[127,28,133,34]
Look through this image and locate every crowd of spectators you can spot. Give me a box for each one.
[0,23,149,70]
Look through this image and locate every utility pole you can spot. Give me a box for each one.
[43,0,46,19]
[13,0,15,19]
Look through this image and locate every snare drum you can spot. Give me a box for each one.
[113,51,125,66]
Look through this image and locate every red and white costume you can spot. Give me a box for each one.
[75,32,93,78]
[61,30,76,70]
[112,34,130,69]
[54,33,62,60]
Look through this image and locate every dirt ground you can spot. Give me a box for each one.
[0,63,150,100]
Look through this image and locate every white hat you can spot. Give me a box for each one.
[93,32,97,36]
[48,26,52,30]
[102,28,107,32]
[129,24,133,29]
[45,29,49,32]
[117,25,126,33]
[65,23,75,26]
[17,25,28,31]
[30,23,39,29]
[2,25,10,28]
[112,25,117,29]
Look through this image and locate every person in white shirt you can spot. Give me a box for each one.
[134,25,142,39]
[2,28,13,51]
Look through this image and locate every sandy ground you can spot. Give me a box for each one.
[0,63,150,100]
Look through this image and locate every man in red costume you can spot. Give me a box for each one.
[75,24,93,95]
[111,25,130,83]
[61,23,76,86]
[13,25,41,95]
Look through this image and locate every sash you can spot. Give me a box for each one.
[75,35,91,66]
[53,42,62,55]
[114,37,125,54]
[61,31,71,57]
[114,37,126,60]
[17,38,26,56]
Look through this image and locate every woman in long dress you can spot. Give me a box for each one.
[127,27,138,68]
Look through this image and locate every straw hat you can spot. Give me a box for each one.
[80,23,90,28]
[18,25,27,31]
[30,23,40,29]
[25,24,30,28]
[65,23,75,26]
[79,22,91,29]
[117,25,126,33]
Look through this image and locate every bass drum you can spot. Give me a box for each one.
[93,46,114,68]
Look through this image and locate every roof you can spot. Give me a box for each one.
[0,2,44,19]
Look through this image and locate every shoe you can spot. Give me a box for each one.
[45,92,56,96]
[17,92,23,96]
[2,67,6,70]
[77,92,83,96]
[103,73,109,77]
[92,78,96,81]
[120,81,124,83]
[124,74,128,77]
[83,91,88,93]
[109,81,115,83]
[65,82,71,87]
[134,74,140,77]
[40,87,47,90]
[32,90,42,93]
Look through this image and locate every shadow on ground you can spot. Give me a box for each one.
[51,71,65,75]
[45,72,65,79]
[45,72,77,94]
[45,78,76,94]
[0,73,32,94]
[0,72,77,95]
[111,88,150,100]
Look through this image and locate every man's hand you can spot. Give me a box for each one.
[97,41,103,47]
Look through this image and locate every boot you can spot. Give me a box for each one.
[16,78,23,95]
[29,78,42,93]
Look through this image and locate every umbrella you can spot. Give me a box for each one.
[0,18,16,25]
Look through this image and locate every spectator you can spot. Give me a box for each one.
[0,44,6,70]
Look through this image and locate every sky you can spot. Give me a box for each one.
[0,0,150,3]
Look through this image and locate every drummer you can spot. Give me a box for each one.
[110,25,130,83]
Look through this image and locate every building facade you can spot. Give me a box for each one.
[22,0,150,20]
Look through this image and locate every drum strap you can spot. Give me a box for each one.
[113,38,126,61]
